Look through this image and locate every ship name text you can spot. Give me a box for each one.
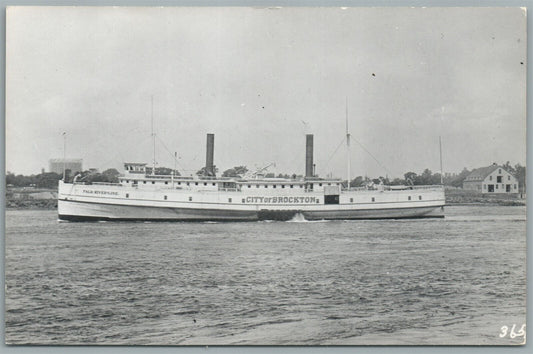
[83,190,119,196]
[246,196,317,204]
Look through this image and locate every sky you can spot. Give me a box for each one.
[6,6,527,179]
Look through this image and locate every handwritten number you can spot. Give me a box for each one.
[500,324,525,341]
[500,326,508,338]
[510,324,517,338]
[517,324,526,337]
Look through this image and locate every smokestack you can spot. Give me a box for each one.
[305,134,314,178]
[206,133,215,176]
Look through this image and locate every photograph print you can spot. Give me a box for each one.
[4,6,527,345]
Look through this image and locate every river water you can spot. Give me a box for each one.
[4,205,526,345]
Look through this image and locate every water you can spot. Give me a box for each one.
[4,205,526,345]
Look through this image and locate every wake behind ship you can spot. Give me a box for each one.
[58,134,445,221]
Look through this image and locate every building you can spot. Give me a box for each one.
[49,158,83,175]
[463,164,518,194]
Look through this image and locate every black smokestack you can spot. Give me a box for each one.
[305,134,313,178]
[206,133,214,176]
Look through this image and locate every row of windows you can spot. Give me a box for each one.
[484,184,517,189]
[346,195,423,203]
[124,194,425,203]
[125,180,339,189]
[489,175,512,182]
[126,180,218,187]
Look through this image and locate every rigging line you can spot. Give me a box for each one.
[320,137,346,172]
[155,135,189,173]
[351,137,393,177]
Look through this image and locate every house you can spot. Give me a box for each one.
[463,164,518,194]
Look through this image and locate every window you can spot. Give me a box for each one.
[419,196,422,200]
[408,196,411,201]
[300,185,303,188]
[281,185,285,188]
[152,181,155,184]
[164,195,167,200]
[350,198,353,203]
[126,193,129,198]
[186,182,190,186]
[372,197,375,202]
[514,184,517,189]
[319,183,323,186]
[508,176,511,181]
[328,183,331,186]
[256,185,260,188]
[273,185,276,188]
[143,181,146,184]
[195,182,198,186]
[126,180,129,183]
[212,183,216,186]
[489,176,492,181]
[499,169,502,174]
[165,181,168,185]
[290,185,294,188]
[204,182,207,186]
[316,199,320,203]
[496,184,499,189]
[248,185,251,188]
[228,198,232,203]
[265,185,268,188]
[188,197,192,201]
[497,176,502,183]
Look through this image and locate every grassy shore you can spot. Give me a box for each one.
[445,188,526,206]
[6,187,58,210]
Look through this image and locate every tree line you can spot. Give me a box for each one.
[6,162,526,191]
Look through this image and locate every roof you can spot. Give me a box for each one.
[464,165,501,181]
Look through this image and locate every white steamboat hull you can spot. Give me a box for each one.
[58,182,445,221]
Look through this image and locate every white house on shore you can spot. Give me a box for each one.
[463,164,519,194]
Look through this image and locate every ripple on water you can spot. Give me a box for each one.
[4,205,526,345]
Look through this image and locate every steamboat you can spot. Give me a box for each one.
[58,133,445,221]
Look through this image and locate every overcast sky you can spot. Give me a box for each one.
[6,6,527,179]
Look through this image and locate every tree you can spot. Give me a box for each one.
[503,161,516,175]
[390,178,406,185]
[35,172,62,188]
[222,166,248,178]
[514,163,526,193]
[349,176,365,187]
[450,167,470,188]
[102,168,120,183]
[404,172,418,185]
[196,166,218,176]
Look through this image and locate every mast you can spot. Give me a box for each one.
[62,132,66,181]
[346,97,351,188]
[151,95,156,176]
[439,136,443,185]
